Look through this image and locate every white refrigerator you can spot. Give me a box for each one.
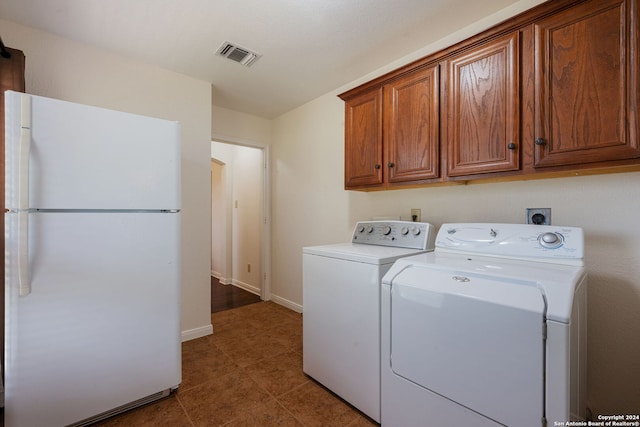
[3,91,182,426]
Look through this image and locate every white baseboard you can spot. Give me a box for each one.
[232,279,260,296]
[211,272,232,285]
[270,294,303,313]
[181,324,213,342]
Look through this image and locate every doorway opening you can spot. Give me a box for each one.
[210,139,270,311]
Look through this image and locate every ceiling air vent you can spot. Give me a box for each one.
[215,41,261,67]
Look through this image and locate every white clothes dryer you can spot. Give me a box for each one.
[381,223,587,427]
[303,220,435,422]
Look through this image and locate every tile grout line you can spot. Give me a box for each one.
[272,379,313,426]
[174,393,198,427]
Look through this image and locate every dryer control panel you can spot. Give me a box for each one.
[436,223,584,265]
[351,220,435,250]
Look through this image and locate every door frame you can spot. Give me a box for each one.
[211,133,271,301]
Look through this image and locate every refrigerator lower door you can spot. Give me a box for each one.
[4,211,181,427]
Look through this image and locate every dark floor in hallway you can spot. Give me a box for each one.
[211,276,261,313]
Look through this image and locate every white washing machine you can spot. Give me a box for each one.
[381,223,587,427]
[303,220,436,423]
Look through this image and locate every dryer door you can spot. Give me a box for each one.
[390,266,546,427]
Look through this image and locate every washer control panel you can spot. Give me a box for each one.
[436,223,584,265]
[351,220,435,250]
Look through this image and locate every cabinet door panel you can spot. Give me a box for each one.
[344,89,383,188]
[534,0,640,167]
[446,32,520,176]
[384,66,440,182]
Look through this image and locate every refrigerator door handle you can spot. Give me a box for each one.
[19,94,31,210]
[18,94,32,296]
[18,210,30,296]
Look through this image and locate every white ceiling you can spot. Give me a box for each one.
[0,0,523,119]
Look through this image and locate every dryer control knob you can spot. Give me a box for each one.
[412,227,421,236]
[539,232,563,248]
[401,226,410,236]
[382,226,392,235]
[367,226,374,234]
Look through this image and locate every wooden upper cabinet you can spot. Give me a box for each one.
[444,32,520,177]
[343,88,383,188]
[384,65,440,183]
[342,65,439,189]
[340,0,640,190]
[533,0,640,167]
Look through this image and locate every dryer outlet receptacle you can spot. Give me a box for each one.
[526,208,551,225]
[410,209,421,222]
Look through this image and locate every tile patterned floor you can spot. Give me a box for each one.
[97,302,379,426]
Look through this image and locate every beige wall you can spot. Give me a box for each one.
[268,0,640,417]
[211,104,272,145]
[230,145,263,291]
[1,19,214,341]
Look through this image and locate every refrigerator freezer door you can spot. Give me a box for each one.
[5,91,180,211]
[4,211,181,426]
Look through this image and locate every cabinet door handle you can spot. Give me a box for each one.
[374,164,381,169]
[535,138,546,146]
[507,143,517,150]
[388,162,395,168]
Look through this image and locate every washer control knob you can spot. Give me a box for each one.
[357,225,365,233]
[367,226,374,234]
[412,227,421,236]
[382,225,392,235]
[539,232,563,248]
[401,226,410,236]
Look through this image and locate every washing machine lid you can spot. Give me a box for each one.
[303,242,429,265]
[388,264,546,427]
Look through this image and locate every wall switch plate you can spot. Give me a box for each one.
[526,208,551,225]
[410,208,421,222]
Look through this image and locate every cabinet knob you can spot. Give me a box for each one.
[374,164,381,169]
[388,162,395,168]
[535,138,546,146]
[507,143,517,150]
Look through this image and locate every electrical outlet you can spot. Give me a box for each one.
[526,208,551,225]
[410,208,421,222]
